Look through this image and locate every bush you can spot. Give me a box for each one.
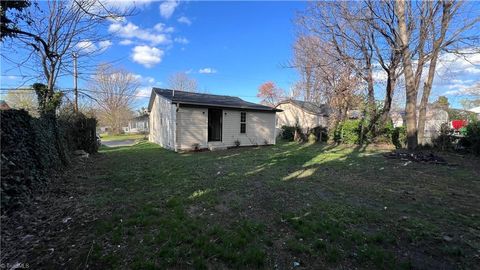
[459,121,480,156]
[432,123,454,151]
[391,126,407,149]
[280,125,296,141]
[371,120,395,145]
[334,119,362,144]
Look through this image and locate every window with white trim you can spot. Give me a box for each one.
[240,112,246,133]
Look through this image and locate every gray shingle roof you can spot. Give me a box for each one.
[148,88,280,112]
[277,99,330,116]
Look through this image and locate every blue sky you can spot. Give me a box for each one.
[1,0,479,109]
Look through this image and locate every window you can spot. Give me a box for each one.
[240,112,246,133]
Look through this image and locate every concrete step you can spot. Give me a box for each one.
[208,143,227,151]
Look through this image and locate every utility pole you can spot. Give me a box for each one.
[73,52,78,113]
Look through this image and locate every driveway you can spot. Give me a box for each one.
[102,139,137,147]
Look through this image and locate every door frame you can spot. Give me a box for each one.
[208,108,223,142]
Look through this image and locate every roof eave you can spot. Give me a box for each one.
[173,101,281,112]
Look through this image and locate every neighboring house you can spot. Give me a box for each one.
[126,114,149,134]
[98,126,111,134]
[148,88,280,151]
[390,104,449,144]
[468,106,480,120]
[275,99,329,131]
[0,100,11,110]
[469,106,480,114]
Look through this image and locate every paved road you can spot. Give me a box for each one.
[102,139,137,147]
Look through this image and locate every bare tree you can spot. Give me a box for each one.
[5,89,38,115]
[293,36,361,130]
[297,2,378,118]
[1,0,132,114]
[168,72,198,92]
[416,1,479,145]
[395,0,420,149]
[394,0,479,148]
[89,64,140,134]
[363,1,404,130]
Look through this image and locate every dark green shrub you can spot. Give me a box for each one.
[460,121,480,156]
[280,125,296,141]
[391,126,407,149]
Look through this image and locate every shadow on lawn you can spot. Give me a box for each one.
[86,141,477,269]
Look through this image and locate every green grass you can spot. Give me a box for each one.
[73,141,479,269]
[100,133,146,141]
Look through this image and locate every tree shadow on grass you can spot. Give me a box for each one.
[83,141,478,269]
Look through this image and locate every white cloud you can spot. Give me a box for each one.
[132,45,164,68]
[76,40,97,53]
[198,68,217,74]
[102,0,152,11]
[436,50,480,77]
[429,50,480,98]
[5,75,20,80]
[76,40,113,53]
[159,0,179,19]
[109,21,173,45]
[136,86,152,98]
[153,23,174,33]
[133,74,157,85]
[177,16,191,25]
[98,40,113,51]
[174,37,189,44]
[119,39,134,45]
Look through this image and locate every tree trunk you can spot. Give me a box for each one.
[396,0,418,150]
[418,1,452,145]
[366,68,376,117]
[379,73,396,126]
[365,53,376,119]
[417,53,439,145]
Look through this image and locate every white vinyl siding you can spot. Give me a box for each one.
[150,101,277,151]
[176,107,208,150]
[222,110,276,147]
[276,103,328,132]
[148,94,176,149]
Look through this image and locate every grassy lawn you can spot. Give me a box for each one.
[100,133,147,142]
[60,141,480,269]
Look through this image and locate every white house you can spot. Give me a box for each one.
[275,99,330,132]
[148,88,280,151]
[126,114,149,134]
[390,105,449,144]
[468,106,480,119]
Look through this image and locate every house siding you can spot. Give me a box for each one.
[176,107,208,150]
[222,110,276,147]
[276,103,328,131]
[149,94,176,150]
[174,107,276,150]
